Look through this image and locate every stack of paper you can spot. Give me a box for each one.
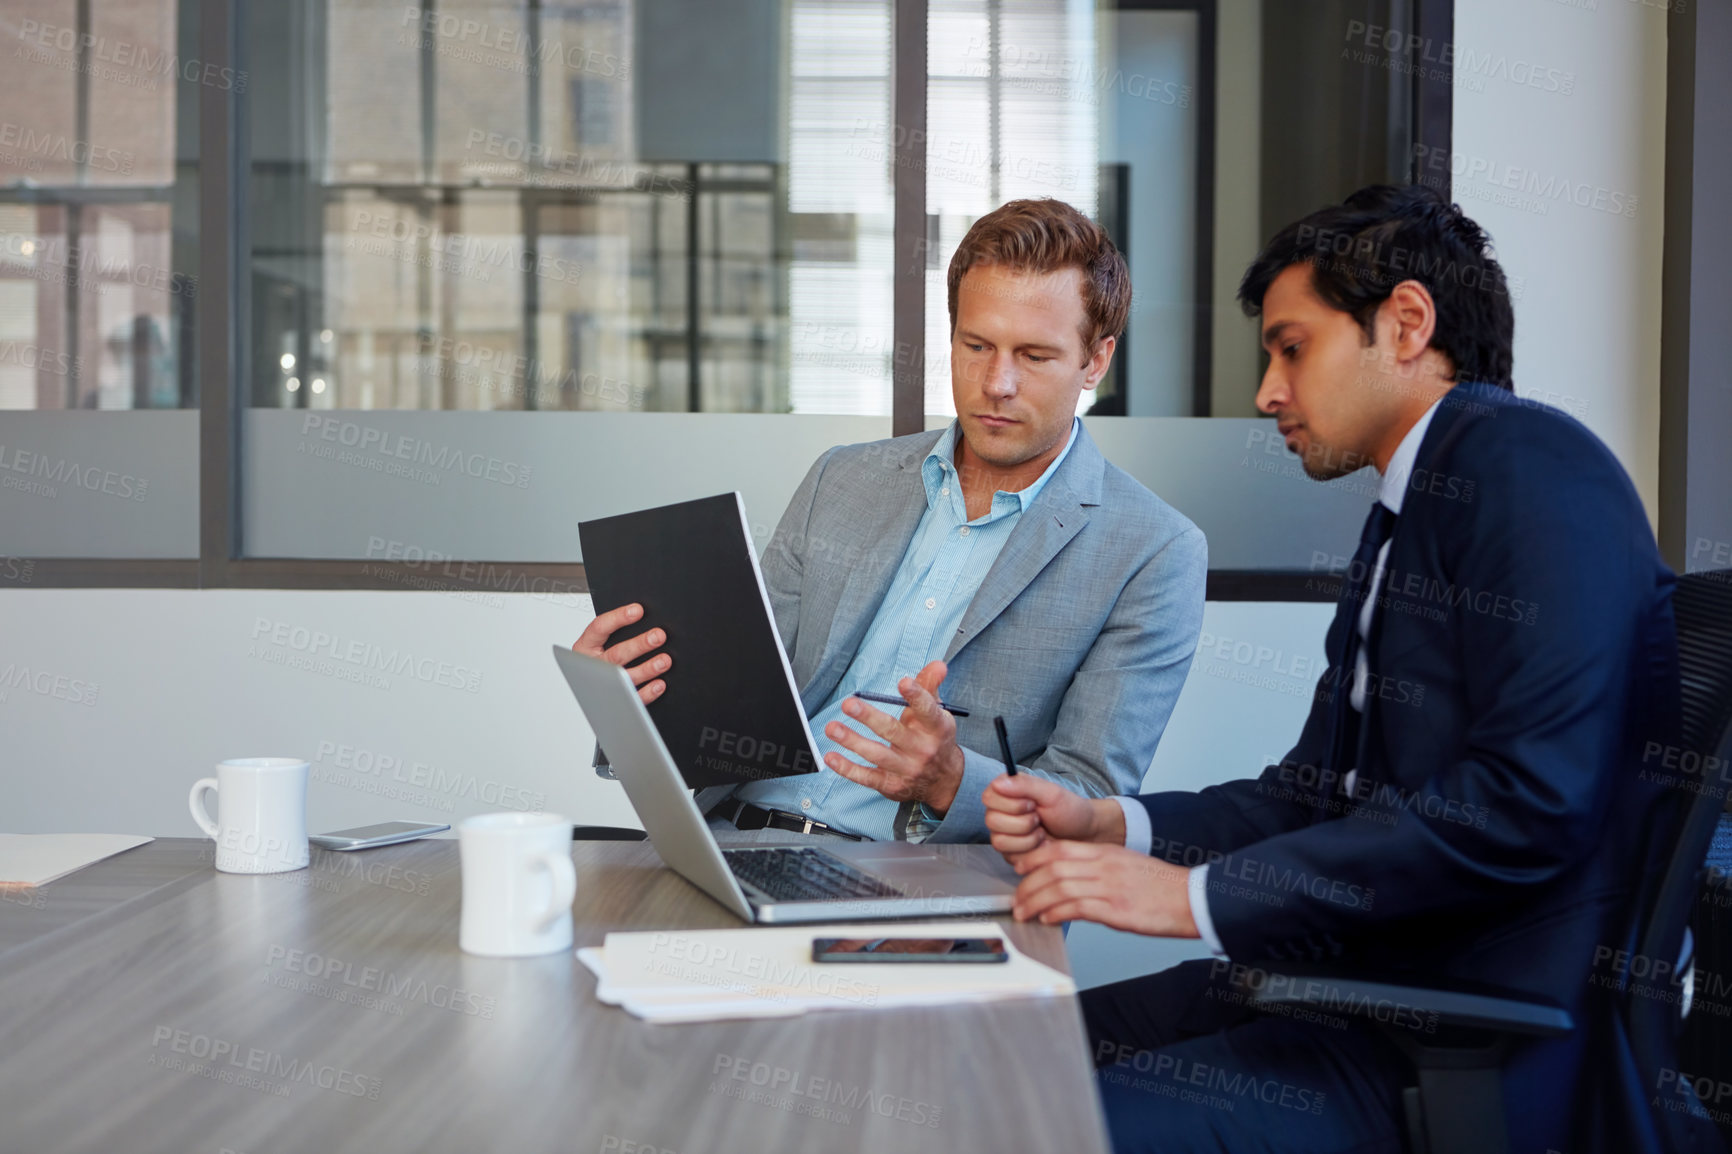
[577,921,1075,1023]
[0,834,154,887]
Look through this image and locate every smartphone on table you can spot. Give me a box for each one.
[811,937,1009,963]
[308,821,450,851]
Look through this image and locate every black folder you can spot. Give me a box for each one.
[577,492,822,790]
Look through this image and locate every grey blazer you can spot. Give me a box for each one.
[697,422,1207,842]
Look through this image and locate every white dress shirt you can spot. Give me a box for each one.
[1116,399,1443,955]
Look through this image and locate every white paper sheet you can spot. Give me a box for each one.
[578,921,1074,1023]
[0,834,155,887]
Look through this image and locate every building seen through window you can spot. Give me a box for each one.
[0,0,195,411]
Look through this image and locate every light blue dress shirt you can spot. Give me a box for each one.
[736,418,1081,840]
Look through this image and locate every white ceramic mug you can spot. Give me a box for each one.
[188,758,310,874]
[459,812,576,957]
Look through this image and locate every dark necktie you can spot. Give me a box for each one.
[1323,502,1398,788]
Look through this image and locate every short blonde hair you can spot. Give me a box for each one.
[946,198,1131,356]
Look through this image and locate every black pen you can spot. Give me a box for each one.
[993,715,1018,776]
[854,690,971,718]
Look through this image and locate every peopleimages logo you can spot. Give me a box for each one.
[0,121,133,175]
[1412,145,1638,219]
[1691,537,1732,569]
[16,19,247,92]
[1095,1041,1331,1113]
[248,618,483,694]
[0,442,150,502]
[1210,851,1375,911]
[347,209,582,286]
[0,341,81,379]
[1205,963,1440,1034]
[263,946,496,1017]
[1342,20,1575,95]
[313,740,546,812]
[0,557,36,585]
[147,1026,380,1100]
[462,131,687,200]
[400,7,629,80]
[0,663,100,707]
[649,934,879,1007]
[298,415,533,489]
[710,1053,942,1128]
[963,37,1192,107]
[0,233,196,298]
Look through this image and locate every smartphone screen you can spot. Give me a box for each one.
[811,937,1009,963]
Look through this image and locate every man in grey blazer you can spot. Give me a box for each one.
[575,198,1206,842]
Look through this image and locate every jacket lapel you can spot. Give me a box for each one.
[1342,383,1491,797]
[943,423,1104,664]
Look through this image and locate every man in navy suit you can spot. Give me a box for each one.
[985,184,1686,1152]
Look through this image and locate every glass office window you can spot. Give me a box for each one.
[240,0,898,562]
[788,0,894,415]
[250,0,895,416]
[0,0,1459,576]
[923,0,1198,419]
[0,0,200,559]
[0,0,195,411]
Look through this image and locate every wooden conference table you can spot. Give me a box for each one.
[0,837,1110,1154]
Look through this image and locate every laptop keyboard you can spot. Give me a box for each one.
[723,847,905,903]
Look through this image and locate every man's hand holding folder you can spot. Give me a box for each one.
[572,602,671,706]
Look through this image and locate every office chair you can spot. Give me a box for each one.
[1674,572,1732,1148]
[1680,811,1732,1135]
[1243,569,1732,1154]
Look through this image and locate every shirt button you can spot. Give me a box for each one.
[800,798,812,810]
[959,526,970,536]
[925,597,937,610]
[941,486,949,496]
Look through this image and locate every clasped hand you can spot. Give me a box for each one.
[982,774,1198,938]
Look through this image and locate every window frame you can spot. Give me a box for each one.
[15,0,1462,601]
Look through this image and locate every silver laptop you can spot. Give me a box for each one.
[552,645,1016,923]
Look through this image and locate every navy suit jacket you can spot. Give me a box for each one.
[1135,382,1682,1151]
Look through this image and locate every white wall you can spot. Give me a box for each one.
[0,591,1324,841]
[0,590,639,837]
[1451,0,1668,520]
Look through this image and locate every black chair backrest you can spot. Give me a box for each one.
[1630,571,1732,1117]
[1677,571,1732,770]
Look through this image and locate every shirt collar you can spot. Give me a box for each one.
[922,417,1080,519]
[1378,398,1444,516]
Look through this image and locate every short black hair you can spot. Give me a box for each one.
[1237,184,1515,389]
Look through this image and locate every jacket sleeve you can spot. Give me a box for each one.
[930,521,1209,842]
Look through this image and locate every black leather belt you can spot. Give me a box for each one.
[710,800,865,842]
